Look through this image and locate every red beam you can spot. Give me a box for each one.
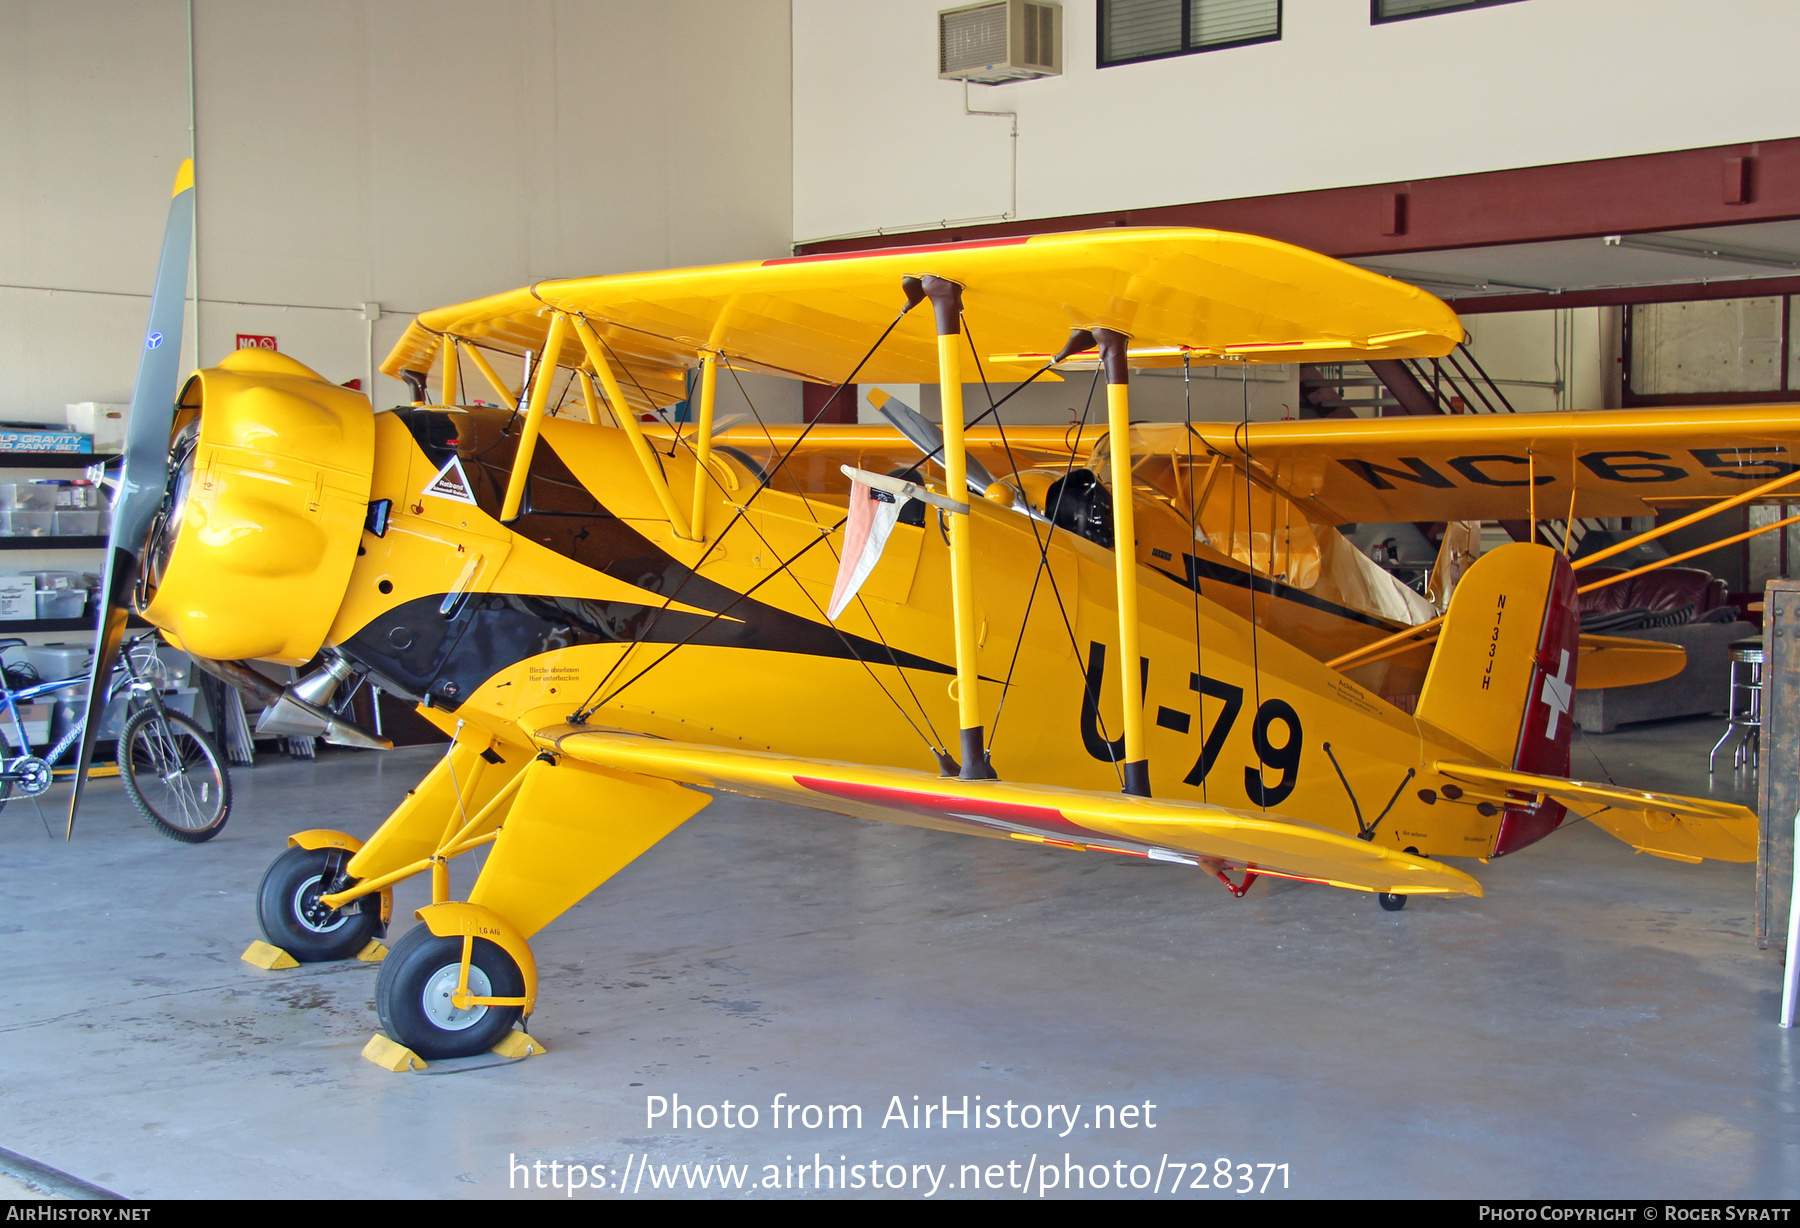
[797,138,1800,261]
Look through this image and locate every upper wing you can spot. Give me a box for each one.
[383,228,1462,409]
[530,724,1483,898]
[1179,406,1800,524]
[1435,761,1757,863]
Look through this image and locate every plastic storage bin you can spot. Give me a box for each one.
[1,643,91,680]
[2,701,53,751]
[41,481,102,510]
[21,571,90,591]
[0,511,53,536]
[53,510,101,536]
[34,589,86,619]
[0,484,54,511]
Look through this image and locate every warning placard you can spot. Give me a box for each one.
[421,455,478,505]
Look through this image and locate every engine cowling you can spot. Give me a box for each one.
[140,347,374,665]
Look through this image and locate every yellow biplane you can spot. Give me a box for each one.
[78,165,1774,1059]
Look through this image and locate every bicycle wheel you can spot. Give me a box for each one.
[118,708,232,843]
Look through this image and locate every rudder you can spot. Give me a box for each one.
[1415,542,1578,855]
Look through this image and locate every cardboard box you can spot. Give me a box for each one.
[0,576,34,620]
[0,429,91,454]
[65,403,127,453]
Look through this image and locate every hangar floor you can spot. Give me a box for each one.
[0,716,1792,1201]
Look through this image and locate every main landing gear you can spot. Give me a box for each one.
[257,845,383,961]
[376,927,526,1059]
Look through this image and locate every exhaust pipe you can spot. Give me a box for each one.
[189,655,392,751]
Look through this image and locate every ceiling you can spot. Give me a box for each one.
[1348,219,1800,303]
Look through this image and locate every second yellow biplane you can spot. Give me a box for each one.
[80,179,1772,1060]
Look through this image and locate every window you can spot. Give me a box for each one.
[1372,0,1525,23]
[1098,0,1280,67]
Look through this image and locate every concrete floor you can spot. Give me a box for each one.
[0,716,1793,1200]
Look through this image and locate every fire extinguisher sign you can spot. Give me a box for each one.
[236,334,278,351]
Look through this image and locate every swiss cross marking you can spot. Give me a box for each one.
[1539,649,1572,739]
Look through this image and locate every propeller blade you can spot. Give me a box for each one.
[66,159,195,839]
[866,388,997,495]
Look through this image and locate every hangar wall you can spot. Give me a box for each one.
[791,0,1800,245]
[0,0,797,422]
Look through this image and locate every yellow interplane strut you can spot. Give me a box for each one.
[920,277,989,780]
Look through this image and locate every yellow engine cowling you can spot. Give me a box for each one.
[141,348,374,665]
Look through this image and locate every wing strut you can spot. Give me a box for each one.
[921,276,993,780]
[1094,329,1152,797]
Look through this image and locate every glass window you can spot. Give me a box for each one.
[1099,0,1279,67]
[1372,0,1525,23]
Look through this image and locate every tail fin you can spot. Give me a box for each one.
[1415,542,1578,856]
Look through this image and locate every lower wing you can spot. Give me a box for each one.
[530,724,1483,898]
[1435,761,1756,863]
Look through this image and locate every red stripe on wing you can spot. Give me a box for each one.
[794,776,1094,839]
[762,237,1030,266]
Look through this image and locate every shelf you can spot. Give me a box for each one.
[0,618,97,633]
[0,453,117,469]
[0,537,107,550]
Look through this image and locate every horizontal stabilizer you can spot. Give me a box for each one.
[531,724,1484,898]
[1575,634,1686,690]
[1435,760,1756,863]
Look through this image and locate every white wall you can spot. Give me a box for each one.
[0,0,795,422]
[792,0,1800,243]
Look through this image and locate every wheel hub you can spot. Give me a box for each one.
[422,962,492,1031]
[292,873,350,934]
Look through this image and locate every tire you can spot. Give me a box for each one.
[1377,892,1408,912]
[376,924,525,1060]
[118,708,231,843]
[256,844,380,962]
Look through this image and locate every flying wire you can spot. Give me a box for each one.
[707,357,947,750]
[957,319,1119,784]
[570,301,919,722]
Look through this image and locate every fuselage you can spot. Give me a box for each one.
[324,406,1512,861]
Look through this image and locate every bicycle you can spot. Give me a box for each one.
[0,631,232,842]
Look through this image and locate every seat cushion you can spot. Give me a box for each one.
[1621,566,1719,613]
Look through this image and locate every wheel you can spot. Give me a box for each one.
[117,708,231,843]
[256,844,380,962]
[1377,892,1408,912]
[376,924,525,1060]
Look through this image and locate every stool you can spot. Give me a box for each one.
[1709,637,1764,773]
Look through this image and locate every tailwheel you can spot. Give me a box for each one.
[1377,892,1408,912]
[256,845,380,961]
[375,924,525,1059]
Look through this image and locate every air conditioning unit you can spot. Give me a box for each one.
[939,1,1062,84]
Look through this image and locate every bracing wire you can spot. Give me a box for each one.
[570,302,918,722]
[958,319,1120,784]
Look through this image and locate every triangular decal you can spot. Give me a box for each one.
[421,455,478,505]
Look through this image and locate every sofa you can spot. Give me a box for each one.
[1568,565,1757,733]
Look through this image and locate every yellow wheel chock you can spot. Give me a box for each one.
[240,940,299,970]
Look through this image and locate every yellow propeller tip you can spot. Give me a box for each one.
[171,158,194,198]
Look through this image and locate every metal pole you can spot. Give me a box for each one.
[1783,810,1799,1027]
